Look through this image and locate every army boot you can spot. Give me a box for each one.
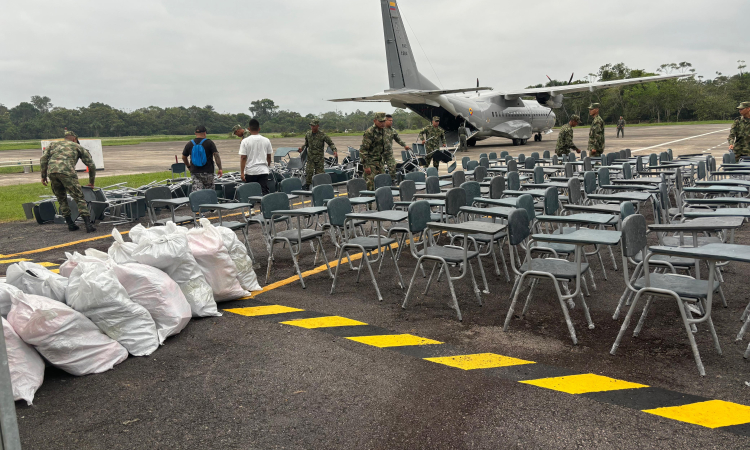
[83,216,96,233]
[64,215,79,231]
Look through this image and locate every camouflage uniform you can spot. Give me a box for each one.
[360,114,389,190]
[458,124,468,152]
[303,121,337,185]
[588,107,605,156]
[192,173,215,191]
[728,116,750,158]
[616,118,626,138]
[383,127,403,170]
[555,125,577,156]
[418,119,447,168]
[232,124,250,139]
[40,140,96,218]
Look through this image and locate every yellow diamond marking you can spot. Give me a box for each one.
[347,334,442,348]
[425,353,535,370]
[280,316,367,329]
[0,258,31,264]
[643,400,750,429]
[36,262,59,267]
[225,305,304,317]
[520,373,648,394]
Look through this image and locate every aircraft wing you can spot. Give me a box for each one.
[329,86,493,102]
[499,74,687,97]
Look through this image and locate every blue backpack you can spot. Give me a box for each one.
[190,138,208,167]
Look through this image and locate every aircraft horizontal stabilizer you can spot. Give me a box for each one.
[328,86,493,103]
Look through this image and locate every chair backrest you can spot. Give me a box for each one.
[286,157,304,170]
[408,200,431,233]
[518,154,526,164]
[622,162,632,179]
[260,192,290,220]
[145,186,171,204]
[583,156,592,172]
[445,188,467,217]
[237,182,262,203]
[401,150,409,162]
[422,166,436,178]
[708,156,716,173]
[479,153,488,159]
[347,178,367,197]
[619,150,627,160]
[508,209,530,246]
[490,175,505,199]
[552,155,559,165]
[649,153,658,167]
[171,163,186,174]
[568,177,582,204]
[597,167,611,188]
[459,181,481,206]
[479,157,490,169]
[474,166,487,182]
[524,157,536,169]
[723,153,732,164]
[697,161,706,180]
[730,152,737,164]
[280,177,302,194]
[564,162,574,178]
[625,149,631,158]
[516,194,535,222]
[327,196,352,228]
[188,189,218,213]
[507,171,520,190]
[507,160,518,172]
[531,152,540,160]
[562,154,569,163]
[489,152,498,160]
[658,182,670,212]
[533,166,545,184]
[500,151,509,158]
[312,172,332,187]
[452,170,466,187]
[543,150,550,159]
[399,180,416,202]
[620,201,635,220]
[543,187,558,216]
[569,152,577,162]
[621,214,648,258]
[606,153,617,166]
[636,156,643,173]
[312,184,334,207]
[405,171,426,183]
[580,150,587,158]
[466,160,479,171]
[461,156,470,169]
[659,152,669,164]
[375,186,394,211]
[583,171,597,195]
[667,148,673,161]
[426,176,441,194]
[374,173,392,189]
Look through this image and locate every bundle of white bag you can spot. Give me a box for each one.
[0,219,260,404]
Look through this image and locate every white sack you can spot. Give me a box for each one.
[66,262,159,356]
[108,229,137,264]
[6,262,67,302]
[215,224,262,292]
[2,317,44,405]
[187,219,248,301]
[7,291,128,376]
[0,283,22,317]
[59,251,108,278]
[84,248,110,261]
[131,233,220,317]
[129,223,170,245]
[112,262,191,343]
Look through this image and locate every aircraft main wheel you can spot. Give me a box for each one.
[512,139,519,146]
[537,133,543,142]
[520,139,527,145]
[468,139,477,147]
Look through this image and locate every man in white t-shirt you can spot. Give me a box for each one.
[238,119,273,194]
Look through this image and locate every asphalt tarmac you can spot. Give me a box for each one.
[2,125,750,449]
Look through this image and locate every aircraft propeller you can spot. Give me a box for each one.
[545,73,575,85]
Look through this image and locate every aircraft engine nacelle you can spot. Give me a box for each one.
[535,93,563,108]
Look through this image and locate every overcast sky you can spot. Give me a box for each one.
[2,0,747,115]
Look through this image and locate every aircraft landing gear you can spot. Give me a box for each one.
[534,133,542,142]
[512,139,520,146]
[520,139,527,145]
[468,138,477,147]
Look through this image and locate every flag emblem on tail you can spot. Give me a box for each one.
[389,2,396,10]
[469,108,474,116]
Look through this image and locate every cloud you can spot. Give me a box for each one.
[1,0,747,115]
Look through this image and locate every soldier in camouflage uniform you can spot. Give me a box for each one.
[418,116,447,169]
[232,124,251,139]
[555,115,581,157]
[40,131,97,232]
[587,103,605,157]
[729,101,750,158]
[458,122,468,152]
[300,119,337,188]
[616,116,626,138]
[360,113,389,191]
[385,114,409,171]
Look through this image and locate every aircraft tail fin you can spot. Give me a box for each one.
[381,0,438,90]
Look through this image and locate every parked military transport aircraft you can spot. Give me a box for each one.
[330,0,684,146]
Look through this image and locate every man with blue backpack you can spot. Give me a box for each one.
[182,125,223,191]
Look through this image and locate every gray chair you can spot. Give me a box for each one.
[474,166,487,182]
[466,160,479,171]
[610,214,721,376]
[328,197,403,302]
[426,176,441,194]
[405,171,426,183]
[518,154,526,164]
[452,171,466,188]
[346,178,376,208]
[189,189,251,250]
[171,163,187,179]
[507,171,520,191]
[543,150,551,159]
[312,173,332,187]
[533,166,545,184]
[145,186,192,226]
[426,167,438,178]
[375,186,411,247]
[394,180,416,209]
[459,181,482,207]
[524,157,536,170]
[489,152,498,160]
[507,160,518,173]
[489,175,505,199]
[479,157,490,169]
[461,156,471,170]
[280,177,302,204]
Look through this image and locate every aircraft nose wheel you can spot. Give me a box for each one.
[512,139,520,146]
[534,133,542,142]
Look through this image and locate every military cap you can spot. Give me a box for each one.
[737,101,750,110]
[374,112,387,122]
[232,124,242,132]
[309,119,320,126]
[195,125,207,133]
[588,103,601,110]
[570,114,581,123]
[432,116,441,122]
[64,130,77,137]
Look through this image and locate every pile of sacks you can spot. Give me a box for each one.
[0,220,261,405]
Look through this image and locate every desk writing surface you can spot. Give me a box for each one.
[648,216,744,232]
[649,243,750,263]
[683,208,750,218]
[427,220,506,235]
[532,229,621,246]
[346,210,408,222]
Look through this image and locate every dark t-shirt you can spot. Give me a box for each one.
[182,138,218,174]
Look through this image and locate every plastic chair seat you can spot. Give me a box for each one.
[634,273,719,298]
[542,242,577,255]
[343,236,398,250]
[661,236,722,247]
[633,253,696,267]
[417,246,479,263]
[466,230,507,243]
[274,229,325,243]
[154,215,193,226]
[520,258,589,279]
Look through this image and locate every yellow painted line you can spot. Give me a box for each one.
[0,230,130,259]
[49,269,60,274]
[347,334,442,348]
[0,258,31,264]
[520,373,648,395]
[425,353,535,370]
[280,316,367,329]
[643,400,750,429]
[225,305,304,317]
[36,262,59,267]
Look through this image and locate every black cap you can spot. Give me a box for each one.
[195,125,207,133]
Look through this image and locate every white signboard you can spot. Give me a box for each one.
[41,139,105,171]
